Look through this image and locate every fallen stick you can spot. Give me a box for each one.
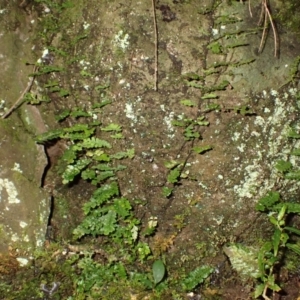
[1,65,38,119]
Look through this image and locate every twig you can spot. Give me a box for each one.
[151,0,158,91]
[1,65,38,119]
[263,0,278,57]
[258,4,268,54]
[257,0,265,26]
[257,0,278,58]
[248,0,253,18]
[262,284,271,300]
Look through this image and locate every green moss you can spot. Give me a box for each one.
[274,0,300,34]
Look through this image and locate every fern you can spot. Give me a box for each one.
[83,182,119,214]
[255,191,280,212]
[275,160,293,173]
[74,187,136,241]
[167,168,181,184]
[62,158,91,184]
[182,266,214,291]
[79,137,112,149]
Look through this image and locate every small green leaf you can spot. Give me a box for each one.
[193,145,213,154]
[277,204,287,221]
[70,108,91,118]
[286,243,300,255]
[100,211,117,235]
[181,72,201,81]
[95,84,110,91]
[281,232,289,246]
[284,170,300,180]
[44,80,59,88]
[184,125,200,140]
[167,168,181,184]
[284,226,300,236]
[272,229,281,256]
[180,99,196,107]
[195,116,209,126]
[55,109,71,121]
[81,169,96,180]
[35,129,63,143]
[36,65,63,75]
[286,202,300,213]
[234,105,255,116]
[110,133,124,139]
[275,160,292,173]
[58,88,70,97]
[127,148,135,159]
[164,160,180,169]
[255,191,280,212]
[113,198,132,218]
[152,260,165,285]
[201,93,218,100]
[291,148,300,156]
[204,103,220,111]
[162,187,173,197]
[208,41,223,54]
[254,283,265,298]
[172,119,187,127]
[80,137,111,149]
[92,99,112,108]
[111,149,134,159]
[94,152,110,162]
[258,241,272,272]
[287,128,300,139]
[62,158,91,184]
[269,215,278,226]
[182,266,214,291]
[94,171,115,183]
[101,123,122,132]
[266,274,281,292]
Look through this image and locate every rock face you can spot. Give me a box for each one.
[0,2,50,263]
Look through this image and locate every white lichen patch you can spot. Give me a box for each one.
[12,163,23,174]
[237,143,245,153]
[232,132,240,141]
[212,28,219,35]
[0,178,20,204]
[16,257,29,267]
[124,97,142,126]
[0,99,5,113]
[11,233,19,242]
[19,221,28,228]
[229,88,300,203]
[163,111,175,138]
[125,102,137,123]
[83,21,90,30]
[113,30,130,52]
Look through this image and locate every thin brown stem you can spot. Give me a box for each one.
[248,0,253,18]
[258,3,268,54]
[151,0,158,91]
[258,0,265,26]
[1,65,38,119]
[263,0,278,57]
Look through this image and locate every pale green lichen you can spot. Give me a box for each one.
[113,30,130,52]
[19,221,28,228]
[16,257,29,267]
[229,88,300,203]
[0,178,20,204]
[12,163,23,174]
[224,243,260,279]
